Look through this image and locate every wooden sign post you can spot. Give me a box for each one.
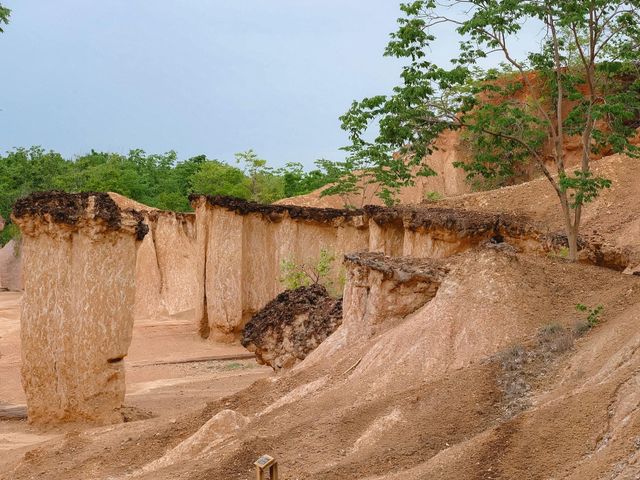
[254,454,278,480]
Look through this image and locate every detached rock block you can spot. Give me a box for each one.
[241,284,342,371]
[12,192,148,424]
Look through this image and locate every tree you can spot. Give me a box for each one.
[235,149,285,203]
[279,161,339,198]
[190,159,251,199]
[0,147,71,220]
[340,0,640,260]
[0,3,10,33]
[0,143,344,245]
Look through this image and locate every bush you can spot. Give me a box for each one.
[573,303,604,336]
[424,191,443,202]
[548,246,570,259]
[537,323,574,354]
[279,249,344,297]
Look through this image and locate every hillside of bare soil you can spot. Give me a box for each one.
[4,245,640,479]
[438,153,640,269]
[276,130,472,208]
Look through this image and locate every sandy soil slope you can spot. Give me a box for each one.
[439,154,640,260]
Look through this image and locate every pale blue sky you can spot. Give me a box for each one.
[0,1,407,167]
[0,1,538,168]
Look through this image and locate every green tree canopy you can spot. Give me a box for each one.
[339,0,640,260]
[0,3,10,33]
[0,147,335,244]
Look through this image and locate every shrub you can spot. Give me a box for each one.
[548,246,569,259]
[537,323,574,354]
[574,303,604,336]
[279,249,344,297]
[576,303,604,327]
[424,191,443,202]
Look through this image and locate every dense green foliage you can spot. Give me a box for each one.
[0,3,10,33]
[338,0,640,259]
[0,147,336,245]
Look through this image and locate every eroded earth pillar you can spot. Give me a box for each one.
[12,192,147,424]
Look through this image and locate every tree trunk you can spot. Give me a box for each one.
[558,193,579,262]
[567,224,579,262]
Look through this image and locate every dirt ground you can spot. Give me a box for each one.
[0,292,272,475]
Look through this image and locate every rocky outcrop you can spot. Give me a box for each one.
[12,192,148,424]
[242,253,448,371]
[342,253,449,342]
[241,284,342,371]
[0,209,198,305]
[191,195,569,340]
[0,215,22,292]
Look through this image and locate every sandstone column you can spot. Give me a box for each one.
[12,192,148,424]
[191,196,244,341]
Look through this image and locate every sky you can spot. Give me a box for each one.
[0,1,539,169]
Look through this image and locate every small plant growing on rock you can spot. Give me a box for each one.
[279,258,309,290]
[424,191,443,203]
[574,303,604,336]
[280,249,343,297]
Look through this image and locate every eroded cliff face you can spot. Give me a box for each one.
[12,192,148,425]
[191,195,369,340]
[0,194,198,314]
[104,193,199,321]
[342,253,449,342]
[192,195,569,340]
[0,215,22,292]
[134,211,197,320]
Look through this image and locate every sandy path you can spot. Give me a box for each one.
[0,292,22,405]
